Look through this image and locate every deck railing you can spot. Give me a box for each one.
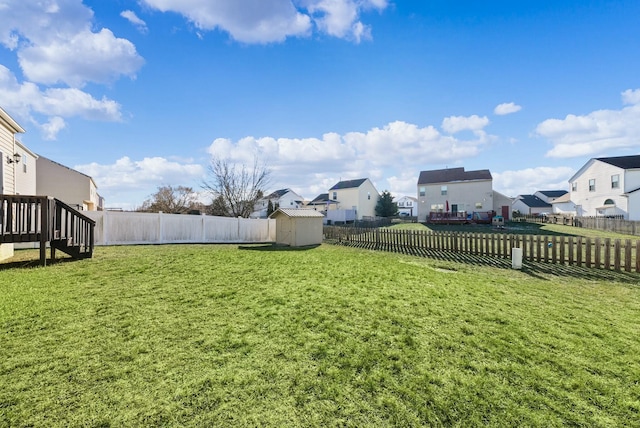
[1,195,95,265]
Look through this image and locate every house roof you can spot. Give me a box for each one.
[0,106,25,134]
[551,193,572,204]
[269,208,325,218]
[329,178,367,190]
[537,190,568,198]
[417,167,492,185]
[596,155,640,169]
[516,195,552,208]
[266,188,291,199]
[16,140,38,159]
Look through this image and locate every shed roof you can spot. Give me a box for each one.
[329,178,367,190]
[269,208,325,218]
[418,167,492,185]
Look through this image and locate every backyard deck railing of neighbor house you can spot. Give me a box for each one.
[0,195,95,266]
[323,226,640,273]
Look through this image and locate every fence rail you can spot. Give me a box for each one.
[324,226,640,273]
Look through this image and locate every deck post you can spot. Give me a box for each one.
[39,197,48,266]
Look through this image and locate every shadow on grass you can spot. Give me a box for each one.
[238,243,321,252]
[426,222,570,236]
[0,256,76,271]
[328,241,640,285]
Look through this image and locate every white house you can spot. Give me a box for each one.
[0,107,26,261]
[568,155,640,220]
[36,156,102,211]
[417,167,507,222]
[328,178,379,220]
[551,193,577,215]
[396,195,418,216]
[251,188,305,218]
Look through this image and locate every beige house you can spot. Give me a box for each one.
[15,140,38,195]
[0,107,26,261]
[36,156,102,211]
[328,178,379,220]
[269,208,324,247]
[417,167,495,222]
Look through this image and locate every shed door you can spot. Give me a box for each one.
[501,205,509,220]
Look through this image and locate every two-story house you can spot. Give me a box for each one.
[251,188,305,218]
[395,195,418,216]
[569,155,640,220]
[417,167,505,222]
[512,195,551,216]
[36,156,102,211]
[328,178,379,220]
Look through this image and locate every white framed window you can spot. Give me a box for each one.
[611,174,619,189]
[475,202,482,209]
[419,186,425,197]
[367,192,371,200]
[441,185,447,196]
[332,192,337,200]
[572,182,577,191]
[589,179,596,192]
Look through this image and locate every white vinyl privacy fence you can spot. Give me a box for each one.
[84,211,276,246]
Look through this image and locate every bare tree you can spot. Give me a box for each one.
[138,185,199,214]
[202,156,271,218]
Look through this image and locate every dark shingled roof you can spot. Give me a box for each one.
[597,155,640,169]
[265,188,291,199]
[309,193,330,203]
[329,178,367,190]
[518,195,552,209]
[537,190,568,198]
[417,167,492,185]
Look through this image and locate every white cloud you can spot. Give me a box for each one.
[205,119,490,201]
[0,65,122,139]
[0,0,143,87]
[494,102,522,116]
[141,0,387,43]
[441,115,490,134]
[492,167,574,197]
[121,10,148,33]
[536,88,640,158]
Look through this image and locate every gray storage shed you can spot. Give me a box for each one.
[269,208,324,247]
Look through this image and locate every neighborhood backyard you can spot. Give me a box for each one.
[1,235,639,426]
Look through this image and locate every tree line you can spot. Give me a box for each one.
[137,157,399,218]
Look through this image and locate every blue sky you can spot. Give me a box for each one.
[2,0,640,210]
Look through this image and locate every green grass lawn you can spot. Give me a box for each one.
[390,220,640,240]
[1,244,639,427]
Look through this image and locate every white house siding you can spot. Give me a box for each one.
[396,196,417,216]
[512,199,548,216]
[570,161,630,218]
[15,141,37,195]
[492,191,513,219]
[627,191,640,221]
[418,180,493,222]
[36,157,99,210]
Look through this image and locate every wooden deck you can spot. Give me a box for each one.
[1,195,95,266]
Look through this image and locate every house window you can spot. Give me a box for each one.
[611,174,619,189]
[332,192,337,200]
[475,202,482,209]
[430,204,444,211]
[441,185,447,196]
[589,179,596,192]
[571,182,577,191]
[419,186,425,197]
[604,199,614,205]
[367,192,371,200]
